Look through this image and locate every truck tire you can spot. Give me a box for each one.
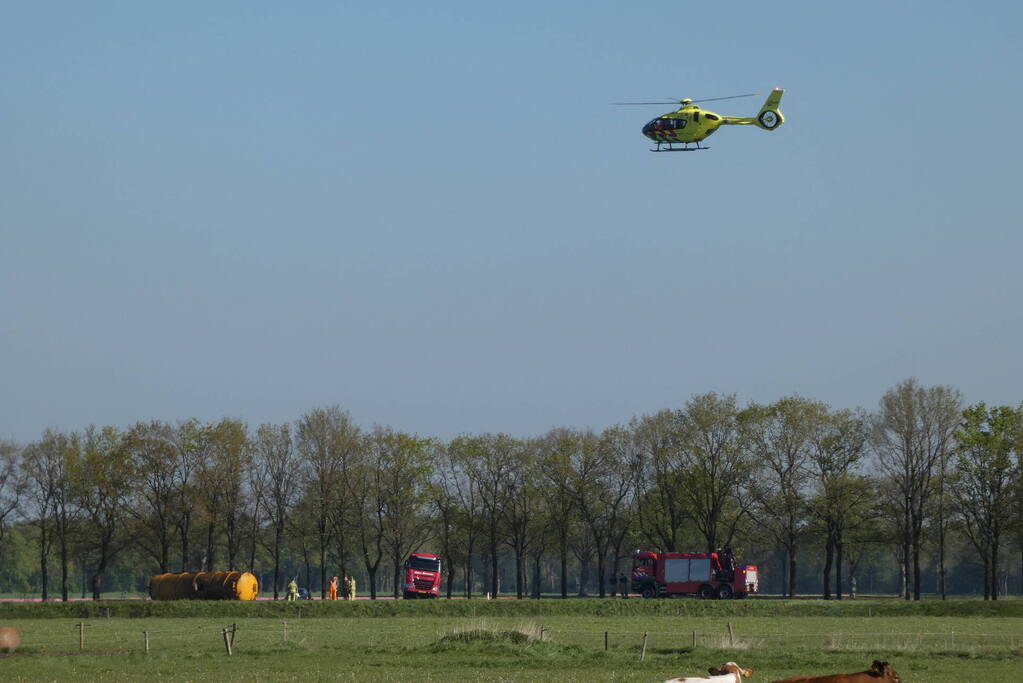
[716,584,733,600]
[641,585,657,600]
[697,584,715,600]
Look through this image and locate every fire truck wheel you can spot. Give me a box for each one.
[716,584,734,600]
[697,584,715,600]
[640,585,657,600]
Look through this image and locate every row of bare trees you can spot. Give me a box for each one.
[0,379,1020,600]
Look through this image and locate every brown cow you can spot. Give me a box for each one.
[0,627,20,654]
[771,660,902,683]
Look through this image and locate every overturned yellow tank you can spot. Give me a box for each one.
[149,571,259,601]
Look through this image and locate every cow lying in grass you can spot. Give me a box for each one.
[770,660,902,683]
[0,627,20,654]
[664,661,755,683]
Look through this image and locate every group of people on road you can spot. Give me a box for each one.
[328,575,357,600]
[285,575,356,601]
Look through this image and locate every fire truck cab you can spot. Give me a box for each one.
[631,549,758,600]
[403,552,442,599]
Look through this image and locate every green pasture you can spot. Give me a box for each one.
[1,600,1021,681]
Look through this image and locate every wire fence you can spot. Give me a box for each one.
[5,619,1023,659]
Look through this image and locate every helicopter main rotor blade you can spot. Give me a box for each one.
[611,93,761,106]
[690,93,760,103]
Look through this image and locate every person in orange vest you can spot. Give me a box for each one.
[328,576,339,600]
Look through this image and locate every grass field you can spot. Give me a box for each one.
[1,600,1021,681]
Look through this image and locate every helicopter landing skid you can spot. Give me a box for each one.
[650,144,709,152]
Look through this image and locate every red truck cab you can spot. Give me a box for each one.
[632,549,758,599]
[403,553,442,599]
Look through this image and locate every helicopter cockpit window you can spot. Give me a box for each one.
[693,112,700,122]
[704,113,720,121]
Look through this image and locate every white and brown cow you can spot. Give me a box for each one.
[664,661,755,683]
[0,627,20,654]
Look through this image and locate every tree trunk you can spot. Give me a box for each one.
[91,571,103,601]
[367,566,378,599]
[991,537,1000,601]
[982,554,990,600]
[91,546,108,601]
[320,541,329,600]
[206,519,216,571]
[60,533,69,602]
[902,507,911,600]
[822,535,834,600]
[532,552,543,599]
[912,537,922,601]
[180,514,191,572]
[39,525,49,602]
[836,537,844,601]
[938,521,946,600]
[226,513,238,571]
[515,548,524,599]
[272,525,282,599]
[559,540,568,599]
[788,542,798,598]
[303,545,312,595]
[578,558,589,597]
[489,531,499,597]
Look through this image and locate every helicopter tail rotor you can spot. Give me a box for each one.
[754,88,785,130]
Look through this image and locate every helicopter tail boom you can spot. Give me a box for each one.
[721,88,784,130]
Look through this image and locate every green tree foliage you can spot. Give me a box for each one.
[746,397,826,598]
[805,408,872,600]
[296,406,360,598]
[951,403,1021,599]
[73,425,134,599]
[873,379,962,600]
[674,393,754,554]
[8,388,1023,601]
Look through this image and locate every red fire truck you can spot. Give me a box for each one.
[403,553,442,599]
[631,549,758,599]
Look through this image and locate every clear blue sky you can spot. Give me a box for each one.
[2,1,1021,442]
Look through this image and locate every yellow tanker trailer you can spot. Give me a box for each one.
[149,571,259,601]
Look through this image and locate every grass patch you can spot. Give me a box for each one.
[4,596,1023,620]
[0,612,1021,681]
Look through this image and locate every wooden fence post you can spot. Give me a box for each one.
[144,630,150,653]
[283,620,288,642]
[230,623,237,649]
[222,628,233,656]
[79,622,84,650]
[640,632,648,661]
[692,631,697,649]
[604,631,608,651]
[727,622,735,647]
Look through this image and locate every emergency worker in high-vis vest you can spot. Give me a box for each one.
[329,576,339,600]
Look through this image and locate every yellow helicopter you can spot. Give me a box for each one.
[614,88,784,152]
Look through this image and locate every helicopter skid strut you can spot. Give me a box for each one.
[650,142,709,152]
